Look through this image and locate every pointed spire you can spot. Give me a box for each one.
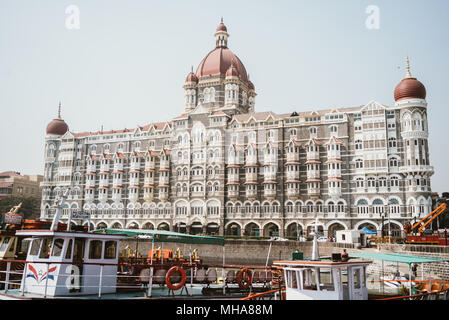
[57,102,61,119]
[405,55,412,78]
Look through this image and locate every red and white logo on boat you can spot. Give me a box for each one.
[26,265,57,283]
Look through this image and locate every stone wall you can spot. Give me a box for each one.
[119,239,449,281]
[119,239,356,265]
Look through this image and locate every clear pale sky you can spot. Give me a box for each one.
[1,0,448,194]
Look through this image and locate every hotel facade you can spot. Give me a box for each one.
[40,21,434,238]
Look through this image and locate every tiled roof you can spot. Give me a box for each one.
[71,121,172,138]
[0,171,22,178]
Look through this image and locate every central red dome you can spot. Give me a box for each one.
[195,47,248,82]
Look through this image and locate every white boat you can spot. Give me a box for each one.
[0,191,273,300]
[380,274,416,288]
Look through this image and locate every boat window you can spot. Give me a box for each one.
[51,238,64,257]
[362,267,366,287]
[0,237,10,252]
[302,268,318,290]
[73,238,85,262]
[353,268,361,289]
[104,241,117,259]
[30,239,41,256]
[88,240,103,259]
[320,269,335,291]
[65,239,73,259]
[39,238,52,259]
[8,238,16,252]
[341,268,348,285]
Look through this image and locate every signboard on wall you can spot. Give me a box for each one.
[3,213,23,225]
[71,211,90,219]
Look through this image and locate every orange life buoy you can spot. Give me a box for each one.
[237,268,252,289]
[165,266,186,291]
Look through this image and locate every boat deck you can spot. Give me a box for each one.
[0,283,269,300]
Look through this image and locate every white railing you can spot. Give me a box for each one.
[0,260,212,299]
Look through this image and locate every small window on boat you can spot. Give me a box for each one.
[0,237,10,252]
[303,268,318,291]
[104,241,117,259]
[286,270,298,289]
[320,269,335,291]
[51,238,64,257]
[39,238,52,259]
[88,240,103,259]
[30,239,41,256]
[8,238,16,252]
[65,239,73,259]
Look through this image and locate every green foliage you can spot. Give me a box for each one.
[0,196,40,219]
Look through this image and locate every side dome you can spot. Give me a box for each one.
[394,56,426,102]
[46,103,69,135]
[46,118,69,135]
[185,71,199,83]
[394,77,426,101]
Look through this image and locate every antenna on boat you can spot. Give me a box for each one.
[50,189,70,231]
[311,217,320,261]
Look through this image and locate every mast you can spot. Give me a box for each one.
[311,217,320,261]
[50,189,70,231]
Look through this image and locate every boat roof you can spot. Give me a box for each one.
[15,229,127,240]
[273,259,372,267]
[349,252,449,265]
[94,228,225,246]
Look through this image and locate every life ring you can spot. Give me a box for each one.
[237,268,252,289]
[165,266,186,291]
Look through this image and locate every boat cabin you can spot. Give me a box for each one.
[16,229,127,297]
[273,259,372,300]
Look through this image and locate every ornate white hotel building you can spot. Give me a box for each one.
[40,21,434,238]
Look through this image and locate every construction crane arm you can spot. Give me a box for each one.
[417,203,448,233]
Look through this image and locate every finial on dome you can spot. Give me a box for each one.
[57,102,61,119]
[405,56,412,78]
[215,19,228,47]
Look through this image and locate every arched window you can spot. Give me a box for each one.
[356,199,369,214]
[367,177,376,188]
[355,140,363,150]
[389,157,399,168]
[355,177,364,188]
[372,199,385,215]
[355,159,363,169]
[390,176,399,188]
[329,125,338,135]
[389,198,400,214]
[388,137,397,148]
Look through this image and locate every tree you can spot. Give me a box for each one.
[0,196,40,220]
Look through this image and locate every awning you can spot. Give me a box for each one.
[94,228,225,246]
[350,252,448,265]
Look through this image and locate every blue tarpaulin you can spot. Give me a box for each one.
[361,227,377,235]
